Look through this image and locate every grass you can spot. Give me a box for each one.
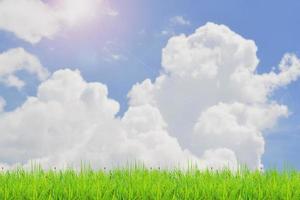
[0,165,299,200]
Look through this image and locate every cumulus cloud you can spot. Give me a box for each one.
[0,69,199,169]
[193,103,288,169]
[0,48,49,89]
[0,23,299,170]
[0,0,59,43]
[128,22,300,169]
[0,0,117,44]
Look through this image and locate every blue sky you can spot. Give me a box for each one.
[0,0,299,169]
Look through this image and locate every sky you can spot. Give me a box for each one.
[0,0,299,170]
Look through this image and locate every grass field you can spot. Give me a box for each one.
[0,165,299,200]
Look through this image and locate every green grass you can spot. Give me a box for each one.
[0,165,299,200]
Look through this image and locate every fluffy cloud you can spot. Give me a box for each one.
[0,0,59,43]
[0,69,199,169]
[193,103,288,169]
[0,23,299,170]
[128,22,300,169]
[0,48,49,89]
[0,0,116,44]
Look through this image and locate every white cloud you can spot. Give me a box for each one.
[0,69,200,169]
[128,22,300,169]
[170,16,191,26]
[199,148,238,170]
[0,0,117,44]
[0,23,299,170]
[193,102,288,169]
[0,0,60,44]
[0,97,6,112]
[160,16,191,37]
[0,48,49,89]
